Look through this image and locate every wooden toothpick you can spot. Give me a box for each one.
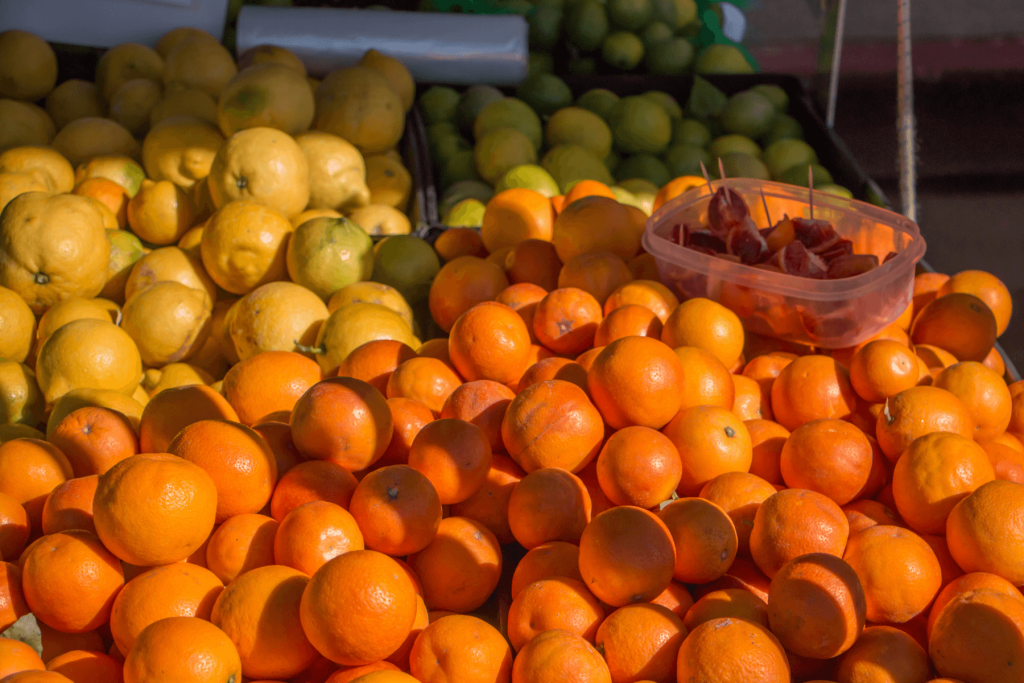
[717,158,731,204]
[700,161,714,194]
[808,165,815,220]
[760,188,772,225]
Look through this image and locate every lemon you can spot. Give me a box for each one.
[608,0,652,30]
[349,205,412,236]
[0,99,55,152]
[286,216,374,299]
[777,164,833,187]
[365,154,412,210]
[109,78,163,137]
[664,143,711,178]
[763,138,818,179]
[150,87,219,128]
[643,91,683,119]
[121,281,213,367]
[817,184,853,199]
[0,30,58,101]
[36,318,143,403]
[315,66,405,155]
[474,128,537,186]
[296,130,371,213]
[327,282,413,329]
[0,360,45,428]
[495,164,560,198]
[721,91,777,140]
[163,38,238,98]
[764,115,804,146]
[672,118,710,147]
[646,38,694,75]
[291,208,341,229]
[474,98,543,151]
[608,96,672,154]
[0,146,76,195]
[642,22,674,48]
[617,178,660,196]
[314,302,417,374]
[529,0,564,50]
[695,44,754,75]
[237,44,307,76]
[0,172,47,214]
[358,49,415,113]
[456,85,504,134]
[45,79,104,130]
[36,296,121,352]
[440,150,481,189]
[217,63,315,137]
[101,229,146,303]
[751,84,789,113]
[0,285,35,364]
[229,281,330,360]
[142,363,214,395]
[545,107,613,160]
[52,117,138,166]
[516,74,572,117]
[207,126,310,218]
[566,0,610,52]
[714,152,770,181]
[439,180,494,217]
[95,43,164,104]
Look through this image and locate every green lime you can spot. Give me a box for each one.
[440,150,481,189]
[649,0,677,28]
[604,149,621,173]
[695,44,754,74]
[721,91,777,140]
[516,73,573,116]
[567,57,597,75]
[615,153,671,187]
[672,118,710,147]
[419,86,461,125]
[763,114,804,145]
[474,128,538,185]
[542,144,614,192]
[709,134,762,160]
[712,152,770,180]
[673,0,697,27]
[427,121,459,149]
[643,91,683,119]
[611,186,648,214]
[528,51,555,77]
[686,75,727,121]
[608,95,672,154]
[777,163,833,187]
[432,135,472,165]
[602,31,645,70]
[817,184,853,199]
[576,88,620,121]
[663,143,710,177]
[645,37,694,75]
[372,235,441,305]
[607,0,651,31]
[762,138,818,179]
[641,21,674,48]
[529,0,564,49]
[443,198,486,227]
[546,106,613,159]
[750,84,789,113]
[456,85,504,134]
[495,164,561,197]
[474,97,543,150]
[439,180,494,216]
[617,177,660,196]
[566,0,609,52]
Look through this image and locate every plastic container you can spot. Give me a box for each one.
[643,178,926,349]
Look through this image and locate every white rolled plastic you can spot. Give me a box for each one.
[236,5,529,85]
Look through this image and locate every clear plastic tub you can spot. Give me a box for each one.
[642,179,927,349]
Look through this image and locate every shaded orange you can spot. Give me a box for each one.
[46,650,124,683]
[0,562,27,632]
[604,280,679,323]
[780,419,873,505]
[980,439,1024,482]
[699,471,777,555]
[596,603,686,683]
[508,467,591,548]
[496,282,549,346]
[480,188,554,253]
[510,629,611,683]
[450,453,524,545]
[875,386,975,462]
[933,361,1012,441]
[843,499,902,535]
[429,256,509,333]
[138,384,239,454]
[658,497,737,584]
[684,588,768,631]
[40,475,98,535]
[408,614,512,683]
[510,541,582,600]
[252,421,307,476]
[270,460,358,521]
[386,358,462,416]
[205,512,278,583]
[407,516,502,614]
[928,588,1024,683]
[835,625,930,683]
[407,419,491,505]
[675,617,789,683]
[74,178,129,228]
[744,419,789,485]
[504,240,561,293]
[516,357,588,394]
[433,228,487,262]
[47,407,138,478]
[911,292,997,362]
[912,272,949,317]
[938,269,1013,337]
[0,438,72,530]
[380,398,433,464]
[557,252,632,307]
[335,341,417,397]
[0,493,30,561]
[771,355,858,431]
[593,304,662,346]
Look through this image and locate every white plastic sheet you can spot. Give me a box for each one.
[236,5,529,85]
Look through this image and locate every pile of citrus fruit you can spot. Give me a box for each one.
[0,26,1023,683]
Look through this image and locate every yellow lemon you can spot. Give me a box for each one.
[238,45,307,76]
[0,171,48,213]
[155,27,219,59]
[95,42,164,104]
[109,78,163,137]
[163,38,238,98]
[364,154,411,210]
[150,86,219,129]
[36,318,143,403]
[0,99,55,152]
[217,63,314,137]
[45,79,104,130]
[348,204,412,236]
[0,285,36,363]
[0,146,75,193]
[36,296,121,352]
[141,115,224,189]
[141,362,214,396]
[327,281,413,328]
[125,245,217,302]
[229,281,329,360]
[0,360,46,429]
[314,301,417,374]
[122,281,213,367]
[291,208,342,229]
[0,424,45,443]
[200,199,292,294]
[52,117,139,166]
[314,66,405,156]
[127,179,196,245]
[101,229,147,303]
[357,49,414,112]
[74,155,146,197]
[0,30,58,101]
[296,130,370,213]
[207,127,310,217]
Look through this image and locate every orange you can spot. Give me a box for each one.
[550,194,566,214]
[843,525,942,623]
[933,361,1012,441]
[123,616,242,683]
[450,453,524,545]
[913,272,949,316]
[0,438,72,530]
[928,588,1024,683]
[0,493,30,561]
[0,671,73,682]
[915,344,959,372]
[73,178,129,229]
[699,472,777,555]
[408,516,502,613]
[501,380,603,473]
[683,588,768,631]
[516,357,588,394]
[849,339,920,403]
[875,386,975,462]
[409,614,512,683]
[595,603,686,683]
[593,304,661,346]
[696,556,771,604]
[923,532,965,589]
[386,358,463,416]
[831,323,912,371]
[991,429,1024,453]
[771,355,858,431]
[892,432,995,535]
[205,513,279,583]
[407,419,491,505]
[37,625,104,670]
[660,298,743,369]
[557,252,632,308]
[653,176,704,211]
[349,464,441,556]
[750,488,850,578]
[596,426,681,509]
[984,345,1007,377]
[439,381,514,453]
[433,227,487,261]
[507,577,605,651]
[745,419,789,485]
[938,269,1013,337]
[223,351,322,426]
[742,353,796,415]
[658,498,737,585]
[780,419,873,505]
[946,479,1024,585]
[844,499,902,535]
[649,581,694,619]
[675,617,789,683]
[45,650,124,683]
[731,374,768,421]
[326,661,400,683]
[288,656,339,683]
[21,530,123,633]
[274,501,364,576]
[1010,379,1024,436]
[291,377,394,470]
[662,405,752,496]
[211,565,318,679]
[532,287,603,356]
[40,475,98,535]
[552,196,639,263]
[563,180,615,205]
[911,293,997,362]
[926,572,1024,640]
[504,240,561,292]
[270,460,358,521]
[587,337,683,430]
[480,188,554,253]
[510,542,583,600]
[510,629,611,683]
[168,419,277,522]
[579,506,675,607]
[429,256,509,333]
[495,282,547,345]
[337,341,417,395]
[980,439,1024,482]
[0,639,45,679]
[575,346,604,371]
[835,625,930,683]
[94,453,218,566]
[508,467,591,548]
[577,460,613,518]
[0,562,27,632]
[766,553,867,659]
[448,302,532,385]
[138,384,239,454]
[47,407,138,478]
[380,398,433,465]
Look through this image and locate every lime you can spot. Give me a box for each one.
[529,0,564,50]
[709,134,762,160]
[419,86,460,125]
[439,180,494,216]
[673,0,697,27]
[433,135,472,165]
[474,128,538,185]
[818,184,853,199]
[567,57,597,75]
[474,97,543,150]
[721,91,777,140]
[440,150,481,188]
[528,51,555,77]
[607,0,652,31]
[611,186,649,214]
[576,88,620,121]
[427,121,459,150]
[712,152,770,180]
[443,198,486,227]
[546,106,613,159]
[566,0,609,52]
[608,95,672,154]
[287,217,373,299]
[663,143,710,177]
[642,21,674,48]
[542,144,615,192]
[495,164,561,197]
[649,0,678,28]
[777,163,833,187]
[604,150,621,173]
[672,118,710,147]
[617,177,660,196]
[762,138,817,179]
[456,85,504,134]
[615,153,671,187]
[686,75,727,121]
[763,114,804,145]
[750,84,789,113]
[645,37,694,75]
[372,235,441,305]
[602,31,645,71]
[695,44,754,74]
[516,73,573,116]
[643,91,683,119]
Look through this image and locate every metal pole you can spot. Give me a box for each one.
[896,0,917,221]
[825,0,848,128]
